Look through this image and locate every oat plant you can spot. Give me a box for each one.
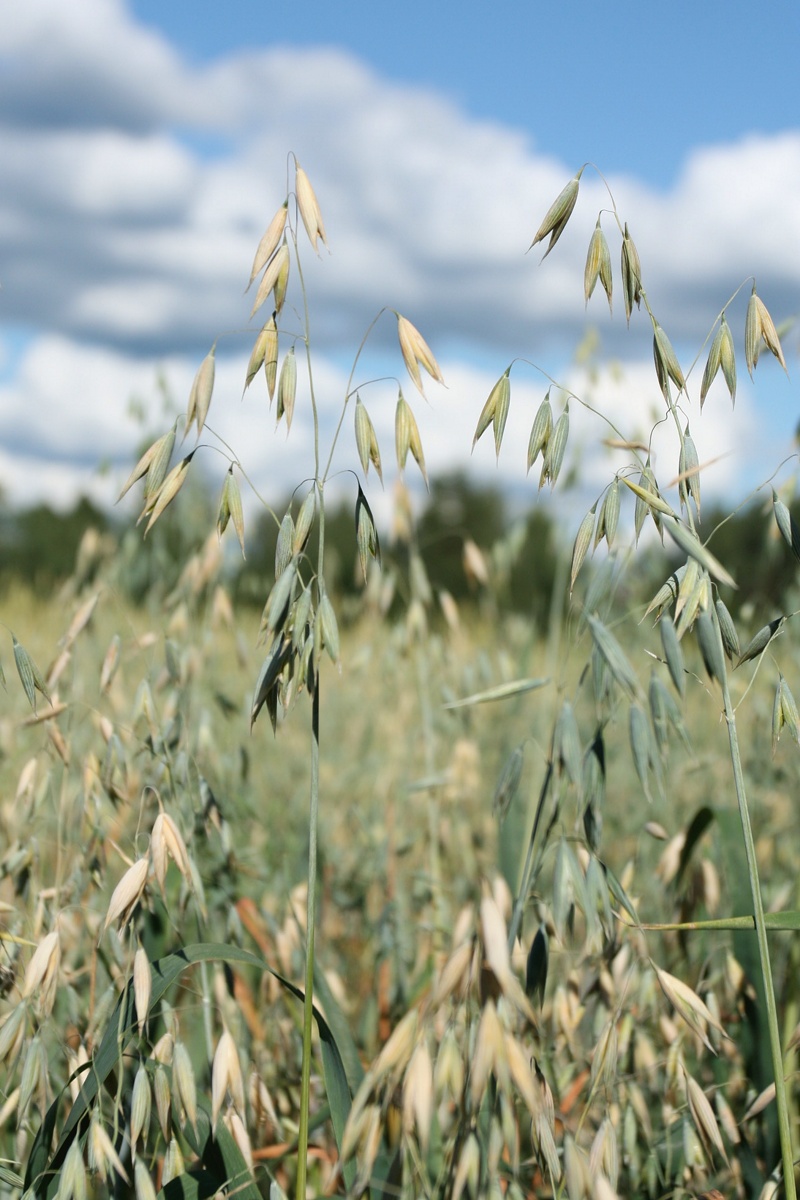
[471,164,796,1199]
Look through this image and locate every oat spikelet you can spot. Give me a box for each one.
[396,314,445,399]
[104,857,149,932]
[295,164,328,252]
[247,202,288,290]
[133,946,151,1035]
[529,170,583,258]
[22,929,61,1014]
[212,1028,245,1131]
[151,812,191,891]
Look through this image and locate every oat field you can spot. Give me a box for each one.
[1,160,800,1200]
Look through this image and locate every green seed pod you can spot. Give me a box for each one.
[527,392,553,472]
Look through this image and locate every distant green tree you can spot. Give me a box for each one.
[0,496,111,588]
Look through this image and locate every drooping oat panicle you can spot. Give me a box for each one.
[103,857,149,931]
[594,480,620,549]
[217,468,245,558]
[22,929,60,1014]
[491,370,511,458]
[247,202,288,290]
[683,1067,729,1166]
[250,242,290,319]
[185,345,216,439]
[395,390,428,487]
[540,405,569,489]
[584,219,613,310]
[276,345,297,432]
[130,1063,152,1159]
[620,222,643,324]
[772,490,800,560]
[586,613,639,699]
[275,511,294,578]
[652,321,685,399]
[89,1111,130,1183]
[701,315,737,408]
[142,454,195,535]
[527,392,553,472]
[745,286,787,378]
[493,744,524,819]
[736,616,784,667]
[162,1138,185,1185]
[396,314,445,398]
[294,164,328,252]
[12,636,50,711]
[678,425,701,516]
[211,1028,245,1130]
[118,426,176,503]
[653,964,724,1052]
[243,322,270,395]
[151,811,191,892]
[292,489,316,555]
[473,369,511,458]
[660,616,685,696]
[172,1041,198,1137]
[355,485,381,582]
[663,516,736,589]
[354,394,383,482]
[402,1040,433,1155]
[317,586,340,665]
[633,461,663,542]
[133,946,151,1035]
[570,504,596,595]
[715,598,740,660]
[134,1161,158,1200]
[696,609,726,686]
[529,170,583,258]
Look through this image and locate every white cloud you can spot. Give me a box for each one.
[0,0,797,516]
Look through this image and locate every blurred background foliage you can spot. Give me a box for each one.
[2,475,798,622]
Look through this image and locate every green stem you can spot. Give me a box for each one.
[721,671,796,1197]
[296,678,320,1200]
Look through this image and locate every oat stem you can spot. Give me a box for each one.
[721,666,797,1198]
[296,678,320,1200]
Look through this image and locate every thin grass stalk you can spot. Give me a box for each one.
[508,761,553,949]
[414,641,443,944]
[721,672,796,1198]
[296,677,320,1200]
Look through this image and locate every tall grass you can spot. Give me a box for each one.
[0,156,798,1200]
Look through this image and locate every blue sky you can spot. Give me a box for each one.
[0,0,797,525]
[129,0,800,188]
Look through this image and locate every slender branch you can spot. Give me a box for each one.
[721,667,797,1199]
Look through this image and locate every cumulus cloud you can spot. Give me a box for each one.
[0,0,796,514]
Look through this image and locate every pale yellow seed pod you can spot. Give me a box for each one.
[396,313,445,398]
[23,930,61,1013]
[154,1065,171,1141]
[295,164,328,252]
[250,243,289,320]
[354,394,382,481]
[161,1138,184,1186]
[247,202,288,290]
[142,455,194,534]
[529,170,582,258]
[133,946,151,1035]
[172,1041,198,1137]
[134,1160,158,1200]
[185,346,215,439]
[277,346,297,432]
[211,1028,245,1130]
[130,1063,152,1159]
[103,858,149,932]
[403,1040,433,1153]
[584,220,612,310]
